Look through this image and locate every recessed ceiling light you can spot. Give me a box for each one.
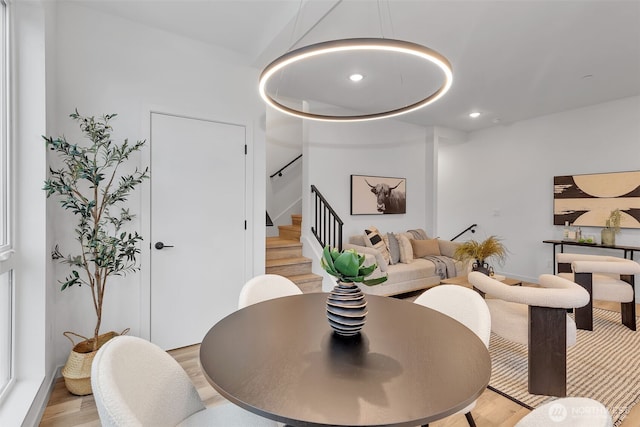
[349,73,364,82]
[469,112,481,118]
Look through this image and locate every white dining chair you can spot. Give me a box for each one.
[238,274,302,309]
[414,284,491,427]
[91,335,278,427]
[515,397,613,427]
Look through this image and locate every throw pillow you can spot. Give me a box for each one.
[397,234,414,263]
[385,233,401,265]
[411,238,441,258]
[407,228,429,240]
[364,226,391,264]
[437,239,459,259]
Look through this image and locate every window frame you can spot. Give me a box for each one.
[0,0,9,256]
[0,0,13,402]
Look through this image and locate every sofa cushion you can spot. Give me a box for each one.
[386,258,437,282]
[437,239,459,259]
[364,226,391,264]
[411,238,441,258]
[384,233,401,265]
[345,243,388,272]
[348,234,367,247]
[397,234,414,263]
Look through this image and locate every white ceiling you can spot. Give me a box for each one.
[78,0,640,132]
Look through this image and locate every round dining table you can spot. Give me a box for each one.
[200,292,491,427]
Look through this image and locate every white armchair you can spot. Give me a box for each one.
[556,253,640,331]
[468,272,589,397]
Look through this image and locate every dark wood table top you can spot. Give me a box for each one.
[200,293,491,427]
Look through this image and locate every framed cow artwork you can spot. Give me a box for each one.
[351,175,406,215]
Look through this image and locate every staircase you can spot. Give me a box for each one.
[266,214,324,293]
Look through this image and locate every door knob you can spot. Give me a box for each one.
[155,242,174,250]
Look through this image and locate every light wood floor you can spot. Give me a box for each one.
[40,300,640,427]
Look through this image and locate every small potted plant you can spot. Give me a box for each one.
[601,209,622,246]
[44,110,149,394]
[453,235,507,275]
[321,246,386,336]
[321,246,388,286]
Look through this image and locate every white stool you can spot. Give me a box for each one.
[515,397,613,427]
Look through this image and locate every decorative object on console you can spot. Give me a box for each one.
[454,235,507,275]
[601,208,621,246]
[351,174,406,215]
[320,246,387,336]
[553,171,640,228]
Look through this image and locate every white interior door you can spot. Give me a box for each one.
[150,112,246,350]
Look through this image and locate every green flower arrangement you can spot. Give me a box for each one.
[320,246,387,286]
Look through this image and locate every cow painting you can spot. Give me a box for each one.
[365,179,406,214]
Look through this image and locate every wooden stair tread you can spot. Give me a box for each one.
[288,273,323,283]
[266,257,310,267]
[266,237,301,248]
[278,224,301,231]
[265,214,321,293]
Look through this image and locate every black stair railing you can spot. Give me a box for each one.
[451,224,477,241]
[270,154,302,178]
[310,185,343,251]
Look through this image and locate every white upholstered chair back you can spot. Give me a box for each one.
[414,284,491,426]
[414,284,491,346]
[92,336,279,427]
[469,272,589,346]
[91,335,205,427]
[238,274,302,309]
[515,397,613,427]
[469,272,590,397]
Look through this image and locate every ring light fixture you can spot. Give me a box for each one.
[258,38,453,122]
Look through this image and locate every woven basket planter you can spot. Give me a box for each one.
[61,330,126,395]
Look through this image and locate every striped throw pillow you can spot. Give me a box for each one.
[364,226,391,264]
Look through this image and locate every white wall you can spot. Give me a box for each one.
[438,96,640,284]
[265,108,303,236]
[302,118,435,289]
[47,2,266,366]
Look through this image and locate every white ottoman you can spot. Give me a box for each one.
[515,397,613,427]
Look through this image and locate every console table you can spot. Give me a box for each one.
[543,240,640,274]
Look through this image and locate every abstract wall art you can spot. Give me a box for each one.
[553,171,640,228]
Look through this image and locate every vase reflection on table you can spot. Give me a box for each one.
[320,246,387,336]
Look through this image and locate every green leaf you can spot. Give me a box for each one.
[358,264,376,277]
[362,276,388,286]
[334,251,360,277]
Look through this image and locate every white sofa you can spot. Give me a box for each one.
[344,228,466,296]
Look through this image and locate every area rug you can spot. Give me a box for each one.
[488,307,640,426]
